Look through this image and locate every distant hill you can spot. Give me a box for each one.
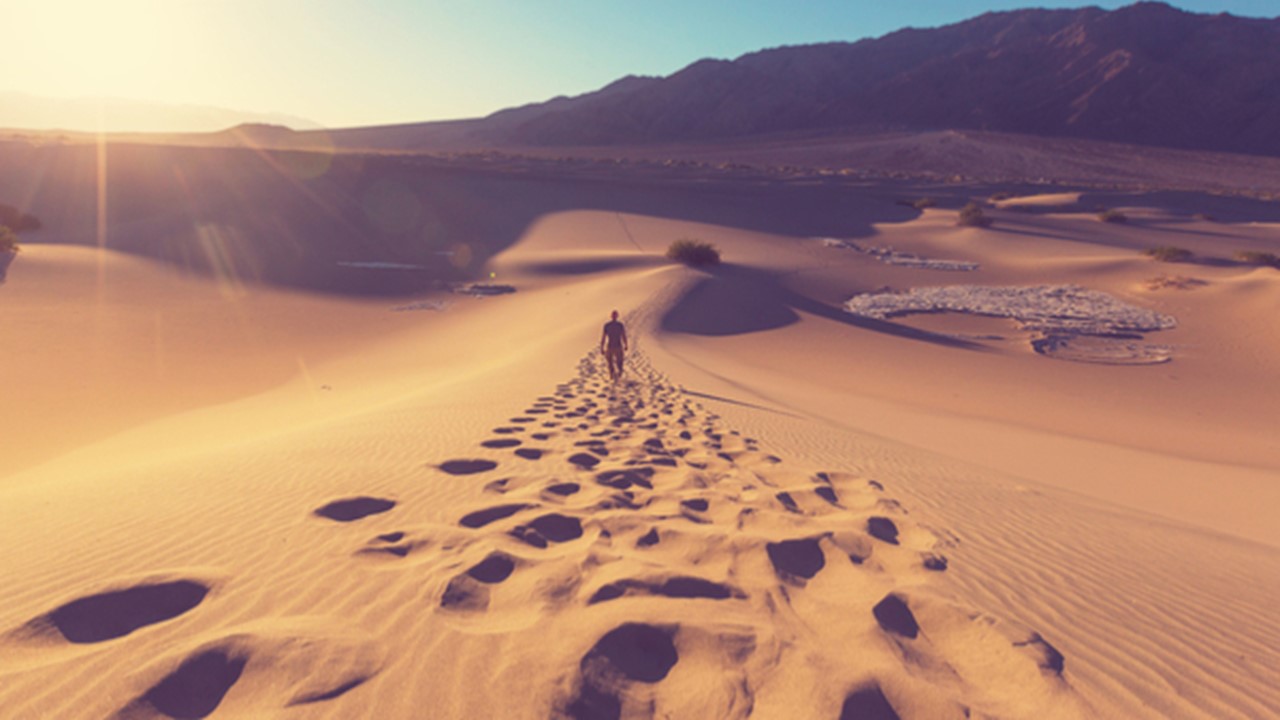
[0,91,321,134]
[476,2,1280,156]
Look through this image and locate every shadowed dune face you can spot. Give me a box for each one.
[0,141,914,295]
[661,262,991,350]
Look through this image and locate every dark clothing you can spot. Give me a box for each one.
[603,320,626,350]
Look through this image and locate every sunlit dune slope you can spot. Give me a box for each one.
[0,179,1276,719]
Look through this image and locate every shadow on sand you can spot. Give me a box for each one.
[0,143,918,296]
[661,262,990,351]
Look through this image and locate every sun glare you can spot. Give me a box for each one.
[13,0,203,102]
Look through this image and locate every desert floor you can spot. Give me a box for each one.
[1,173,1277,719]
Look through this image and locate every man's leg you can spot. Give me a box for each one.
[608,348,623,379]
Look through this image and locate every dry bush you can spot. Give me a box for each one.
[1235,251,1279,268]
[956,202,992,228]
[666,238,721,266]
[894,197,937,210]
[0,226,19,254]
[1098,209,1128,223]
[0,204,40,232]
[1143,246,1192,262]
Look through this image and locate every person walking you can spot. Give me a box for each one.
[601,310,628,381]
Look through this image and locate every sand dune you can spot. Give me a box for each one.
[1,170,1277,719]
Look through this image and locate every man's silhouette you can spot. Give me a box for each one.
[601,310,628,380]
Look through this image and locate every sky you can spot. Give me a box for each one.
[2,0,1276,130]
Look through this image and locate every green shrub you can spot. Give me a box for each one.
[0,226,18,254]
[1098,209,1128,223]
[956,202,992,228]
[1144,246,1192,263]
[1236,251,1280,268]
[666,238,720,267]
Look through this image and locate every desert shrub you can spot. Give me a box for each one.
[956,202,992,228]
[1144,246,1192,263]
[1098,209,1128,223]
[0,226,19,254]
[666,238,721,267]
[989,192,1013,202]
[894,197,936,210]
[0,204,39,232]
[1235,251,1280,268]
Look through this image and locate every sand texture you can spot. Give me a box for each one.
[1,155,1278,719]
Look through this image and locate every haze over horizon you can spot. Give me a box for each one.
[4,0,1276,133]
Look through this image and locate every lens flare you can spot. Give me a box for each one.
[268,130,336,180]
[195,224,248,299]
[449,243,473,269]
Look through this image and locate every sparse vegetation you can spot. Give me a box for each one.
[1235,251,1280,268]
[1098,209,1128,223]
[1143,275,1208,291]
[989,192,1014,202]
[666,238,721,267]
[1144,246,1192,263]
[0,204,40,232]
[894,197,936,210]
[956,202,992,228]
[0,226,19,254]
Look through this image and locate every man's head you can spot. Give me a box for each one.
[611,310,619,320]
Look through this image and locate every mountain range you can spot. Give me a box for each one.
[7,3,1277,159]
[307,1,1280,158]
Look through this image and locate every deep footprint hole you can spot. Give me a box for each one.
[139,649,247,719]
[439,459,499,475]
[583,623,678,683]
[766,538,825,580]
[840,684,901,720]
[467,553,516,584]
[528,514,583,543]
[49,580,210,644]
[872,594,919,639]
[866,516,899,544]
[459,503,532,529]
[314,497,396,522]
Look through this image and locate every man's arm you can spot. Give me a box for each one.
[601,327,607,353]
[621,326,628,352]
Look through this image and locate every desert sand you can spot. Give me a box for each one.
[1,155,1278,719]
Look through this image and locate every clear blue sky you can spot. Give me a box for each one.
[5,0,1276,129]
